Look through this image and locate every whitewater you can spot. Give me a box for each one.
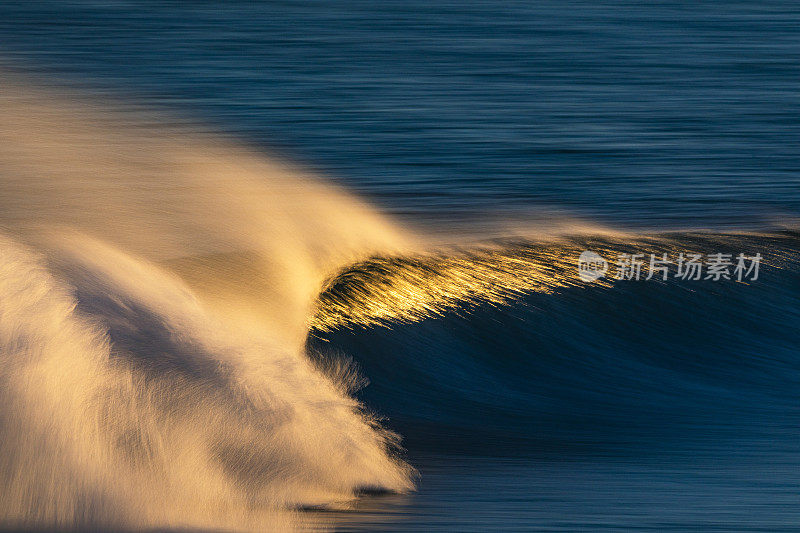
[0,75,419,531]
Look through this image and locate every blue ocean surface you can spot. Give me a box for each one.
[2,0,799,228]
[1,1,799,531]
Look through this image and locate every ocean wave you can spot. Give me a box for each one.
[309,232,800,452]
[1,70,798,531]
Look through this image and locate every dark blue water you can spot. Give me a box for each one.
[2,0,799,228]
[310,452,800,532]
[2,2,800,531]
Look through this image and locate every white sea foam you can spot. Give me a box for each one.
[0,74,414,531]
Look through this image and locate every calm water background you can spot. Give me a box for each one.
[2,2,800,531]
[1,0,799,228]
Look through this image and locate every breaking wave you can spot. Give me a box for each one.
[2,72,799,531]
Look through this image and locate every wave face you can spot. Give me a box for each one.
[0,76,414,531]
[309,232,800,453]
